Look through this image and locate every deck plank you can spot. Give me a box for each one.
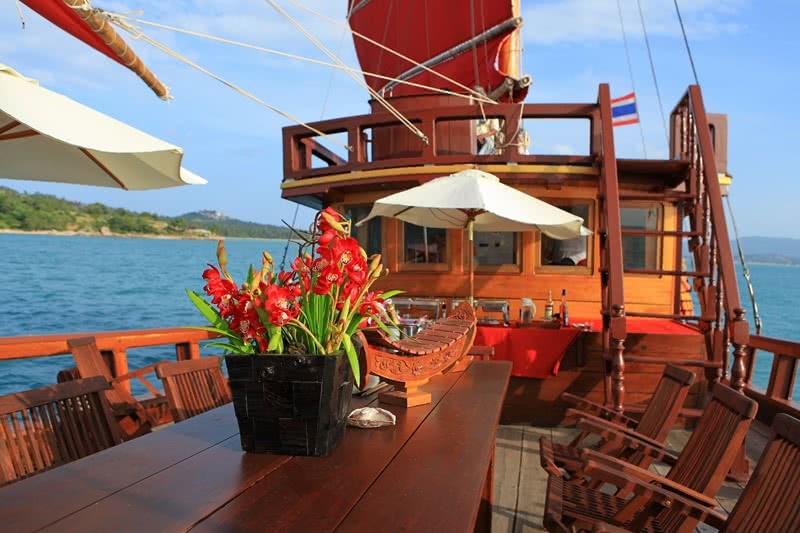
[493,426,525,533]
[512,427,551,532]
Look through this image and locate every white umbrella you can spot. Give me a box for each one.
[358,168,590,301]
[0,64,205,190]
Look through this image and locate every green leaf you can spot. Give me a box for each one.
[186,289,232,333]
[341,334,361,387]
[372,316,395,337]
[267,327,282,352]
[378,290,405,300]
[186,325,241,341]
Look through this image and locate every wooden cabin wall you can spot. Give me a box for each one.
[339,183,680,320]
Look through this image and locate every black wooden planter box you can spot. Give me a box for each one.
[224,352,353,456]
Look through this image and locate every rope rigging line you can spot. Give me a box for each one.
[725,195,762,335]
[105,13,492,105]
[264,0,429,145]
[282,0,496,104]
[635,0,670,149]
[281,4,356,271]
[105,15,352,151]
[673,0,700,86]
[615,0,647,158]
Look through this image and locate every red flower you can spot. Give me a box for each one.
[230,294,264,341]
[331,237,360,266]
[317,207,343,233]
[346,257,368,285]
[313,264,342,295]
[203,265,238,315]
[359,292,385,317]
[264,285,299,326]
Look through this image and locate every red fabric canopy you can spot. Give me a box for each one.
[348,0,517,99]
[21,0,123,65]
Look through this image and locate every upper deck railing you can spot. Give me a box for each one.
[281,101,601,183]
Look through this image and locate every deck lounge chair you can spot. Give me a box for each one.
[548,365,696,474]
[67,336,169,440]
[579,413,800,533]
[155,356,231,422]
[541,382,758,532]
[0,377,122,485]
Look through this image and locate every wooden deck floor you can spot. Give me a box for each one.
[492,422,772,532]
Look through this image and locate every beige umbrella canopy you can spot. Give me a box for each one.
[0,64,204,190]
[359,168,590,300]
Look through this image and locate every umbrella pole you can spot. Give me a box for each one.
[468,220,474,305]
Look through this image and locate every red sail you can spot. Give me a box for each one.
[21,0,124,66]
[348,0,519,99]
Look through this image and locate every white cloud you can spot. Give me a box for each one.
[523,0,746,45]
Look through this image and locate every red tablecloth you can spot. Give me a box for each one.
[474,318,700,379]
[475,325,580,378]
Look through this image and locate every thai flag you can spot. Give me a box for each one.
[611,92,639,126]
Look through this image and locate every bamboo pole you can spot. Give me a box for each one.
[62,0,169,100]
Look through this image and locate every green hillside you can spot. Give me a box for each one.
[0,187,292,239]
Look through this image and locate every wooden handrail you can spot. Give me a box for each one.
[596,84,627,412]
[0,327,218,361]
[282,102,599,181]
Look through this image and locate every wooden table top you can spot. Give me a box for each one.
[0,360,511,533]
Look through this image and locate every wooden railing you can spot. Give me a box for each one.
[282,102,601,182]
[670,86,749,387]
[0,327,219,384]
[596,84,627,412]
[743,335,800,421]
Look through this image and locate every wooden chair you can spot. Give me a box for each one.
[67,336,169,440]
[541,382,758,532]
[0,376,122,485]
[545,365,696,475]
[586,413,800,533]
[355,301,477,407]
[155,356,231,422]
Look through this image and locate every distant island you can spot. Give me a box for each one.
[0,187,292,240]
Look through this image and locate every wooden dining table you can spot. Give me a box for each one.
[0,360,511,533]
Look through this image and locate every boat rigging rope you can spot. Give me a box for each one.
[105,13,490,105]
[101,15,352,151]
[281,3,357,271]
[14,0,25,28]
[672,0,700,86]
[635,0,670,149]
[264,0,429,145]
[282,0,496,104]
[725,195,763,334]
[615,0,647,158]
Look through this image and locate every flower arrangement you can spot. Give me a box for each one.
[187,207,400,386]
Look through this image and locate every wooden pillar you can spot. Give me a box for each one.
[176,341,201,361]
[730,308,748,392]
[610,304,626,412]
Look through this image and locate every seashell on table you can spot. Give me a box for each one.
[347,407,396,428]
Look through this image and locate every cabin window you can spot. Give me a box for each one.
[539,203,591,269]
[402,223,447,264]
[472,232,519,268]
[344,206,381,257]
[621,206,660,270]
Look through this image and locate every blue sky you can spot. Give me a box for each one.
[1,0,798,238]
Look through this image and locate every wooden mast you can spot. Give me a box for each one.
[61,0,169,100]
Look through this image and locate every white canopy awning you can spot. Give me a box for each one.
[0,64,205,190]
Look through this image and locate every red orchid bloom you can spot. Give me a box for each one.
[317,206,344,233]
[359,292,386,317]
[312,264,342,295]
[264,285,299,326]
[202,264,238,315]
[346,257,368,285]
[331,237,361,267]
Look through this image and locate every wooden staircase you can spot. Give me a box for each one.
[597,85,751,420]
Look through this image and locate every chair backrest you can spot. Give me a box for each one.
[155,357,231,422]
[0,377,122,485]
[724,413,800,532]
[67,336,137,409]
[635,365,696,441]
[638,383,758,532]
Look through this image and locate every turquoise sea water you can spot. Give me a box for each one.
[1,234,798,399]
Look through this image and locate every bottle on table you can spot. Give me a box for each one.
[544,290,554,321]
[560,289,569,327]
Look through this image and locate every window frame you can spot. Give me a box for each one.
[619,202,663,273]
[398,222,452,272]
[536,198,594,275]
[469,231,522,273]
